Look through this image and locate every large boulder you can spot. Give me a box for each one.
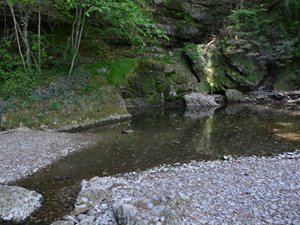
[184,92,219,108]
[73,177,114,215]
[0,185,43,223]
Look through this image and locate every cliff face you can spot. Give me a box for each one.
[142,0,300,94]
[148,0,239,44]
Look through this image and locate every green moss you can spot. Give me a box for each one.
[84,58,139,85]
[227,56,263,86]
[275,64,300,90]
[164,0,184,12]
[2,86,127,129]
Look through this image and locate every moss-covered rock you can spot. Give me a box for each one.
[183,40,268,93]
[121,54,199,107]
[274,63,300,91]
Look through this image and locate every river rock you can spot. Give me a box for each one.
[51,221,74,225]
[225,89,245,102]
[0,185,43,223]
[74,177,115,215]
[184,92,219,108]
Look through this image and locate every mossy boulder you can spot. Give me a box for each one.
[183,41,266,93]
[122,57,199,107]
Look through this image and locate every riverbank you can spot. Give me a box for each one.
[54,151,300,225]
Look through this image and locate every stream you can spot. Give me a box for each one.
[2,104,300,225]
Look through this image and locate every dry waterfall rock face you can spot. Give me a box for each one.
[0,185,43,223]
[184,92,220,108]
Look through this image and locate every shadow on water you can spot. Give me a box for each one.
[2,104,300,225]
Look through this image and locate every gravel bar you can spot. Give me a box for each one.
[115,153,300,225]
[0,129,98,184]
[61,151,300,225]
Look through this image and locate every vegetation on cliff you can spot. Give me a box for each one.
[183,0,300,93]
[0,0,299,128]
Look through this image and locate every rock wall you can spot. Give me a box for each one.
[147,0,239,44]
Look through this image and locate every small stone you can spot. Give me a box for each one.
[199,219,208,224]
[65,216,79,224]
[51,221,74,225]
[270,204,278,210]
[292,219,300,225]
[178,192,190,201]
[101,203,109,210]
[81,197,88,203]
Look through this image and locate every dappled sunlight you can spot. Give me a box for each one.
[276,122,294,127]
[275,132,300,142]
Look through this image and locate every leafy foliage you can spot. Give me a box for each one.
[222,3,299,69]
[0,40,35,98]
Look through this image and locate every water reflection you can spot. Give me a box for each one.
[6,104,300,225]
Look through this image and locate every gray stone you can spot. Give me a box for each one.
[115,204,138,225]
[79,215,95,225]
[225,89,245,102]
[51,221,74,225]
[74,177,114,215]
[184,92,219,108]
[0,185,43,223]
[163,64,175,73]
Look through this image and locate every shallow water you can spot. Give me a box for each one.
[3,104,300,225]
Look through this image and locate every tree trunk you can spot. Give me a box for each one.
[7,1,27,75]
[240,0,244,9]
[68,7,85,77]
[71,7,79,49]
[38,6,41,73]
[21,11,32,73]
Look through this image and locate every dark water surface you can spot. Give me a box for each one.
[3,104,300,225]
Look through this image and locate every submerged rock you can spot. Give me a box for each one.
[184,92,219,108]
[0,185,43,223]
[184,107,217,119]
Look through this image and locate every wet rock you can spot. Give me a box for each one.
[0,185,43,223]
[184,92,219,108]
[225,89,245,102]
[213,94,225,104]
